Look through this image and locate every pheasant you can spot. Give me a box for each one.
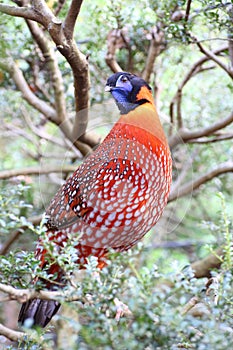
[18,72,172,327]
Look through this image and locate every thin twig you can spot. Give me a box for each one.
[187,133,233,144]
[171,148,198,195]
[169,109,233,148]
[185,0,192,22]
[0,58,57,122]
[21,107,78,152]
[0,215,42,255]
[0,165,77,180]
[181,296,199,315]
[194,36,233,79]
[54,0,67,16]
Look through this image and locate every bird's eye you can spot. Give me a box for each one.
[121,76,128,82]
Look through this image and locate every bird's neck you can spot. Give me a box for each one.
[116,102,168,147]
[114,85,156,115]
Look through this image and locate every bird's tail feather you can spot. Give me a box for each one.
[18,298,61,328]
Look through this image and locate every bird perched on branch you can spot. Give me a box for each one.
[18,72,172,328]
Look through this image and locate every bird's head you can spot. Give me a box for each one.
[105,72,154,114]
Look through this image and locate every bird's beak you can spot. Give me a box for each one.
[105,85,112,92]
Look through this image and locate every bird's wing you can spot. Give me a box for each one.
[44,172,91,231]
[44,152,148,232]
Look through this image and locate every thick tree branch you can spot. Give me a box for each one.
[169,162,233,202]
[191,248,223,278]
[0,3,40,22]
[0,165,77,180]
[21,107,87,158]
[56,38,90,144]
[31,0,60,29]
[58,118,92,155]
[0,323,25,342]
[0,323,50,349]
[63,0,84,40]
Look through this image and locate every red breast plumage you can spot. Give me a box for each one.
[18,72,172,327]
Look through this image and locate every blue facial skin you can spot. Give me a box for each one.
[111,75,133,102]
[110,75,135,114]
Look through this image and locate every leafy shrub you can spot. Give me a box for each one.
[0,187,232,350]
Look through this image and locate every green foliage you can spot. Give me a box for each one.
[0,184,38,288]
[8,245,233,349]
[1,186,233,349]
[0,183,33,234]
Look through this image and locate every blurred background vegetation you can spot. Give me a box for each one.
[0,0,232,349]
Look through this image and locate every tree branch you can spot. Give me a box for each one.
[0,215,42,256]
[194,38,233,79]
[0,322,51,349]
[182,109,233,140]
[169,109,233,148]
[31,0,61,29]
[0,3,40,22]
[0,283,82,303]
[54,0,67,16]
[0,58,57,122]
[169,162,233,202]
[63,0,84,40]
[191,248,223,278]
[26,20,67,122]
[142,26,166,82]
[185,0,192,22]
[169,45,228,132]
[21,107,74,151]
[57,41,90,145]
[105,29,124,73]
[171,148,198,196]
[0,165,77,180]
[187,132,233,144]
[0,323,25,342]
